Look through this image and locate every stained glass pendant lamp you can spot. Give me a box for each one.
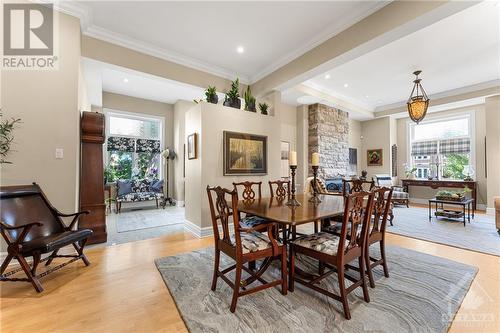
[407,70,430,124]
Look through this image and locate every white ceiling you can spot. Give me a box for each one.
[295,1,500,112]
[71,1,387,83]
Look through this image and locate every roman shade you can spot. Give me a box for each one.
[107,137,135,152]
[439,138,470,155]
[411,140,437,156]
[135,139,161,153]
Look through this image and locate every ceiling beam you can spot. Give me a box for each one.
[251,1,478,97]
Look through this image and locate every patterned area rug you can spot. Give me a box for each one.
[155,246,477,333]
[388,207,500,256]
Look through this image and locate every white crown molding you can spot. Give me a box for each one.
[249,1,390,83]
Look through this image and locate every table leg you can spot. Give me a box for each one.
[428,201,431,221]
[472,202,475,219]
[463,204,466,227]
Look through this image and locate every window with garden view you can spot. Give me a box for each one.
[409,115,473,180]
[104,111,163,183]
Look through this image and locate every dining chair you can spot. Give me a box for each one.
[206,186,287,312]
[365,187,393,288]
[233,181,268,229]
[289,191,375,320]
[268,180,290,200]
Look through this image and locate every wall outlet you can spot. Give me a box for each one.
[55,148,64,159]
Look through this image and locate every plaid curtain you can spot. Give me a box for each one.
[107,137,135,152]
[136,139,161,153]
[439,138,470,155]
[411,140,438,156]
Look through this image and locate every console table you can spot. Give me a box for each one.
[401,179,477,210]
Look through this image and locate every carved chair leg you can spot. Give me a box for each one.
[156,197,159,209]
[337,265,351,320]
[45,249,59,266]
[0,253,13,275]
[359,256,370,303]
[211,249,220,291]
[280,247,287,295]
[365,245,375,288]
[289,245,295,292]
[17,255,44,293]
[31,252,41,276]
[380,239,390,278]
[230,262,242,313]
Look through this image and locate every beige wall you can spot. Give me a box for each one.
[361,117,392,179]
[172,100,194,204]
[348,118,362,175]
[1,13,81,213]
[485,96,500,210]
[396,105,488,206]
[102,92,175,196]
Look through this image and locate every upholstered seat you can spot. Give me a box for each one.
[116,191,163,202]
[239,215,269,228]
[390,189,409,200]
[230,231,282,254]
[21,230,93,254]
[292,232,344,256]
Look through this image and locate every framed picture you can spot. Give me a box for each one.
[367,149,383,166]
[187,133,197,160]
[223,131,267,175]
[280,141,290,178]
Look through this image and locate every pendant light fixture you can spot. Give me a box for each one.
[407,70,430,124]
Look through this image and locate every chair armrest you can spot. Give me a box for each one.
[56,210,90,230]
[0,220,43,230]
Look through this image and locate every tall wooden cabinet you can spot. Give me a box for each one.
[79,112,107,244]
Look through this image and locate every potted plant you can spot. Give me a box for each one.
[436,190,466,202]
[259,102,269,115]
[205,86,218,104]
[223,78,241,109]
[0,112,21,164]
[243,86,256,112]
[404,166,417,179]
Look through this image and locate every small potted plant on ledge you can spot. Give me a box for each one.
[205,86,218,104]
[223,78,241,109]
[243,86,256,112]
[259,102,269,115]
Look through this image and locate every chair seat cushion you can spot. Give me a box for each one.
[390,191,409,199]
[230,232,281,254]
[21,229,93,254]
[239,215,269,228]
[292,232,342,256]
[117,192,163,202]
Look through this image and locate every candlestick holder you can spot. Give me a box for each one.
[286,165,301,207]
[309,165,322,204]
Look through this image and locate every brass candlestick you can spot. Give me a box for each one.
[286,165,301,207]
[309,165,322,204]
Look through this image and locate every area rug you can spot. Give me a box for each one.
[115,207,185,233]
[155,246,477,333]
[388,207,500,256]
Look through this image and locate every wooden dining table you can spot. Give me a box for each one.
[237,193,345,243]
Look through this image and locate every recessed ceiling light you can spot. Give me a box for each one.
[324,74,331,79]
[365,95,369,98]
[123,78,129,83]
[236,46,244,54]
[343,83,349,88]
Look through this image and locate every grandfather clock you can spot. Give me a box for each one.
[79,111,107,244]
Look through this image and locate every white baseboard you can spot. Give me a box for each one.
[486,207,495,216]
[176,200,185,207]
[409,198,486,211]
[183,219,233,239]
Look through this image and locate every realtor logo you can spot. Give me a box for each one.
[2,3,58,69]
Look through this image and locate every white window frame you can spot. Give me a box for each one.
[104,108,165,180]
[406,110,476,180]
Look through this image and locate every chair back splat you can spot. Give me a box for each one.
[233,181,262,200]
[268,180,290,201]
[206,186,238,246]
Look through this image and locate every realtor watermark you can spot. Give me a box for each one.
[1,2,59,70]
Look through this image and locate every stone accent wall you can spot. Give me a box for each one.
[308,103,349,178]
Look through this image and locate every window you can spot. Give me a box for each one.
[104,111,164,182]
[408,114,473,180]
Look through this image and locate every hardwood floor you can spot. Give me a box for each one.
[1,227,499,332]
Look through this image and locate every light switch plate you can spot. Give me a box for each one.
[55,148,64,159]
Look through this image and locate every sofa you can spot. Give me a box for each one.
[495,197,500,235]
[115,179,164,213]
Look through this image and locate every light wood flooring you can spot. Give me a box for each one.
[1,223,499,332]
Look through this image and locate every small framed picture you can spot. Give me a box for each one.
[367,149,383,166]
[187,133,197,160]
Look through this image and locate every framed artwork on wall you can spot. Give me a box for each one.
[223,131,267,175]
[367,149,383,166]
[187,133,197,160]
[280,141,290,178]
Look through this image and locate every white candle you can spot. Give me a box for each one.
[311,152,319,167]
[289,151,297,166]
